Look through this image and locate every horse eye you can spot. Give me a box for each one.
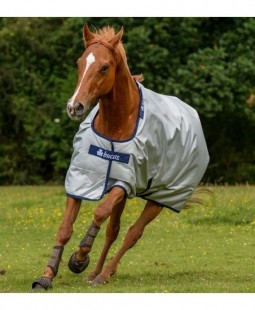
[100,64,110,74]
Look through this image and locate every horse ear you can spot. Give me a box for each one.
[109,27,124,49]
[83,24,94,45]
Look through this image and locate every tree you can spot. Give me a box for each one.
[0,17,254,184]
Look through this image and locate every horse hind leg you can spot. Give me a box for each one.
[85,198,126,282]
[32,197,81,290]
[91,201,163,286]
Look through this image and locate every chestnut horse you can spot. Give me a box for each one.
[32,24,209,290]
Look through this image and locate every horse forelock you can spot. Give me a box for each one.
[87,26,126,61]
[97,26,116,40]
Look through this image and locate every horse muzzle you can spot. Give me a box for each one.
[67,101,87,121]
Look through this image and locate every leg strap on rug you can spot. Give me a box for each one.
[79,222,100,248]
[47,245,64,276]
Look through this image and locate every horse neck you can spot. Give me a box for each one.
[95,63,140,140]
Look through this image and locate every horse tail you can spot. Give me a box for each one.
[184,187,213,209]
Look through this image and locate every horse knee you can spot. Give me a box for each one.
[94,204,112,225]
[56,224,73,245]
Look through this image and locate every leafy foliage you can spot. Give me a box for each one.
[0,17,254,184]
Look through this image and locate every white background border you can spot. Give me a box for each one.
[1,293,255,310]
[1,0,255,17]
[1,1,255,309]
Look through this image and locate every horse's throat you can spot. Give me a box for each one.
[94,91,139,141]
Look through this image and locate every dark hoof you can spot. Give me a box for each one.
[68,251,90,274]
[32,276,53,291]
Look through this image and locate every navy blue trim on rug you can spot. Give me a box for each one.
[137,177,153,197]
[101,141,114,197]
[66,192,101,202]
[142,197,180,213]
[139,85,144,119]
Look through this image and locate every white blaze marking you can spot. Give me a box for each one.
[69,52,95,107]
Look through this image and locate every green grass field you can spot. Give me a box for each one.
[0,185,255,293]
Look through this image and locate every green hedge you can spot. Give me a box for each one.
[0,17,254,184]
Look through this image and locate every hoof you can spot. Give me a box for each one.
[32,277,53,291]
[84,272,98,283]
[91,274,108,286]
[68,251,90,274]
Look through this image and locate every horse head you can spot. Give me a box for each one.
[67,24,124,121]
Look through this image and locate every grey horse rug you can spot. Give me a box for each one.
[65,83,209,213]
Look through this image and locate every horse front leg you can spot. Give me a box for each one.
[32,197,81,290]
[85,197,126,282]
[91,201,163,285]
[68,187,125,275]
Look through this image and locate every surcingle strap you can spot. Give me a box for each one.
[79,222,100,248]
[47,245,64,276]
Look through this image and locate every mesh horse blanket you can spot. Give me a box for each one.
[65,83,209,212]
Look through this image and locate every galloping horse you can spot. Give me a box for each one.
[32,24,209,290]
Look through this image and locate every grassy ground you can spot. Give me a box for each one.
[0,185,255,293]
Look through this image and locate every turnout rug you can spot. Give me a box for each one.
[65,83,209,212]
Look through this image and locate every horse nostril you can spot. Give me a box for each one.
[67,103,74,115]
[75,103,85,115]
